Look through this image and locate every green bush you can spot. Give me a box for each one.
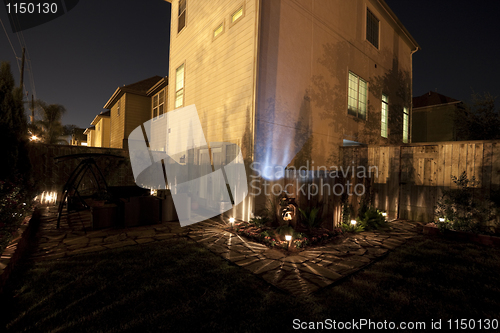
[249,216,270,228]
[341,221,364,233]
[298,206,322,230]
[435,172,496,234]
[357,207,388,231]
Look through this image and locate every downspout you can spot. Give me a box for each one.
[398,46,419,219]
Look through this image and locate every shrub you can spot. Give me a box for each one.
[357,207,388,231]
[298,206,322,230]
[250,216,270,228]
[341,221,364,233]
[435,172,496,233]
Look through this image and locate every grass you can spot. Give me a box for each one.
[2,235,500,332]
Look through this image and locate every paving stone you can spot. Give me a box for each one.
[153,233,177,240]
[135,238,155,244]
[127,229,157,238]
[234,256,261,267]
[67,243,89,251]
[245,259,281,274]
[299,262,342,281]
[349,255,371,263]
[260,268,286,284]
[282,256,307,264]
[298,251,323,260]
[220,251,246,262]
[63,237,90,246]
[69,245,107,256]
[262,249,286,260]
[103,234,128,243]
[299,271,335,288]
[103,240,137,249]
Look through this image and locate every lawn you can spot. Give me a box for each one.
[2,234,500,332]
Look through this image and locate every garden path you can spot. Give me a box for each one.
[31,206,422,295]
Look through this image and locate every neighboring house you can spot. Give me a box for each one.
[70,128,87,146]
[103,76,168,149]
[163,0,419,220]
[83,126,95,147]
[412,91,463,142]
[90,110,111,148]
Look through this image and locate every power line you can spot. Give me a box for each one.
[0,17,20,72]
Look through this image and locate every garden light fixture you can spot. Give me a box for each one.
[350,219,357,225]
[439,217,445,222]
[381,212,387,217]
[285,234,292,249]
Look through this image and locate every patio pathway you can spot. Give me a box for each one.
[30,206,188,261]
[186,219,422,295]
[31,206,422,295]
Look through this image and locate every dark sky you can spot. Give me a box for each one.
[0,0,171,129]
[1,1,499,129]
[386,0,500,103]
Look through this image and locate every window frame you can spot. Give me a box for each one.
[347,71,368,120]
[177,0,187,34]
[175,63,185,109]
[381,94,389,138]
[403,107,409,143]
[230,3,245,27]
[366,8,380,49]
[213,21,224,40]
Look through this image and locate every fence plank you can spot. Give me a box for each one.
[482,143,492,195]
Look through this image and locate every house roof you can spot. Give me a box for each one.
[72,128,87,141]
[83,126,95,135]
[378,0,420,51]
[413,91,461,109]
[103,76,165,109]
[90,109,111,126]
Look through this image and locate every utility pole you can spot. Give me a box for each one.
[19,47,25,90]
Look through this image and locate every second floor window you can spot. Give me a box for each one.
[117,100,120,116]
[153,90,165,119]
[381,94,388,138]
[366,8,379,48]
[348,71,367,120]
[178,0,186,33]
[175,64,185,109]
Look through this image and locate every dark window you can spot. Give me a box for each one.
[366,9,379,48]
[178,0,186,33]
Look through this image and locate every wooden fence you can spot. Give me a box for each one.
[342,140,500,222]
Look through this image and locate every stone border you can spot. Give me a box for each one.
[0,208,41,294]
[423,224,500,246]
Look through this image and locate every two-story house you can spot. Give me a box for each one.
[103,76,168,149]
[412,91,463,142]
[160,0,419,221]
[89,110,111,148]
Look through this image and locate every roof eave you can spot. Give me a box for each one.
[378,0,421,51]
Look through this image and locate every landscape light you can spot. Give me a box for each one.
[350,219,357,225]
[229,217,235,224]
[381,212,387,217]
[439,217,445,222]
[285,234,292,241]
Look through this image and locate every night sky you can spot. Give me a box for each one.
[1,0,499,130]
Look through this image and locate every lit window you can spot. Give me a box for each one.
[381,94,388,138]
[403,107,409,143]
[178,0,186,33]
[153,95,158,119]
[175,64,185,109]
[214,22,223,38]
[117,100,120,116]
[153,91,165,119]
[366,8,379,48]
[348,71,367,120]
[232,6,243,23]
[159,91,165,117]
